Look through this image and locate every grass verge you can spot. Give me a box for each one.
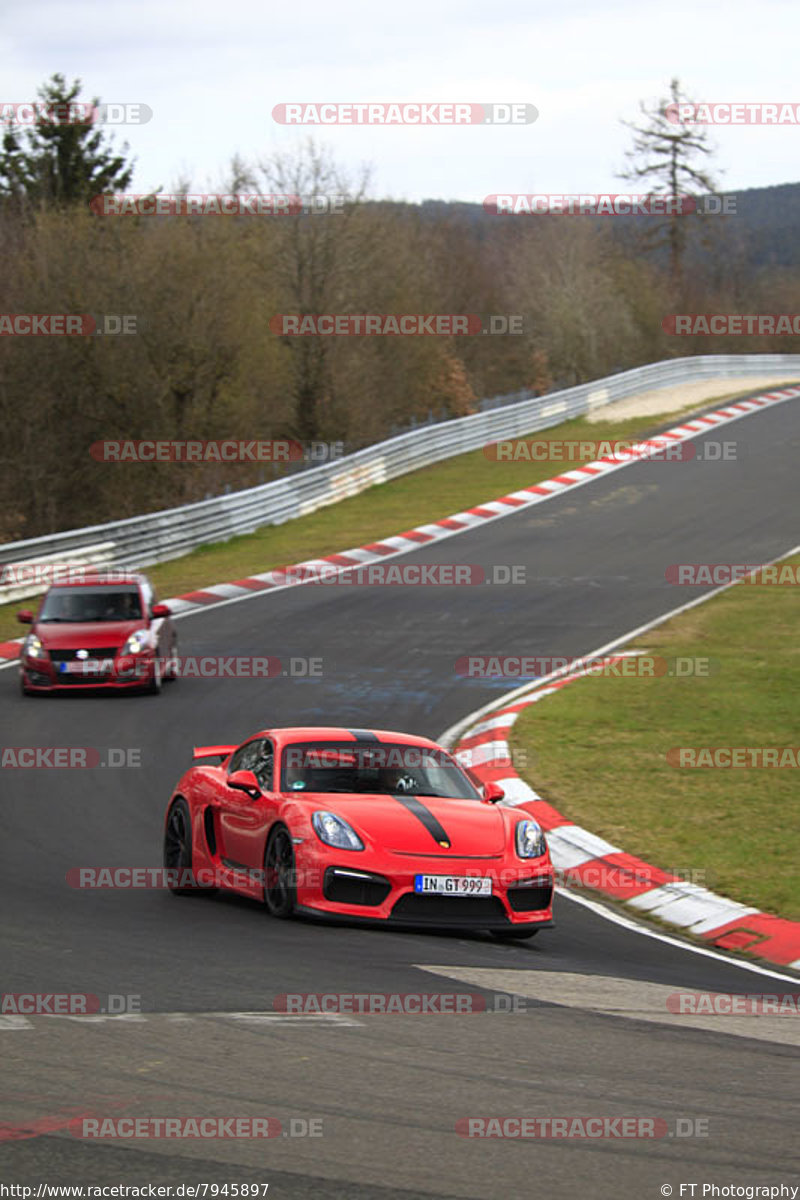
[510,555,800,920]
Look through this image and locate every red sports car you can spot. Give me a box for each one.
[163,726,554,937]
[17,571,176,695]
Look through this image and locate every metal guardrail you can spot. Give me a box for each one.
[2,354,799,604]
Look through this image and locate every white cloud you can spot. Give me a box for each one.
[2,0,798,199]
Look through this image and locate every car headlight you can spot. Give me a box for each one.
[23,634,46,659]
[515,819,547,859]
[120,629,150,655]
[312,811,364,851]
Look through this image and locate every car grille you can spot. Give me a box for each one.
[507,880,553,912]
[323,868,391,906]
[391,893,508,924]
[48,648,118,663]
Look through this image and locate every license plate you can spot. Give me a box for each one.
[414,875,492,896]
[59,660,108,675]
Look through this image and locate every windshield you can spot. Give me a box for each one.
[280,741,482,800]
[39,586,143,623]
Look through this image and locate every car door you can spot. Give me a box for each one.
[216,737,276,872]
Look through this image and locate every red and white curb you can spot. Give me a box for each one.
[451,653,800,972]
[2,383,798,666]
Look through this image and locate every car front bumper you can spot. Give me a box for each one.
[293,854,554,930]
[21,656,156,690]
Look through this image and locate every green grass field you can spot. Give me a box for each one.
[510,556,800,919]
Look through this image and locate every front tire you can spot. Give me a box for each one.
[163,798,212,895]
[164,639,178,682]
[263,826,297,919]
[146,657,163,695]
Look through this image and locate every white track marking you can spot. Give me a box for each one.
[562,888,799,982]
[413,965,800,1046]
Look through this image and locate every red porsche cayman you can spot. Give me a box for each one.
[163,726,554,937]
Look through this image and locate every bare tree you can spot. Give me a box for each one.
[253,140,373,441]
[619,78,718,286]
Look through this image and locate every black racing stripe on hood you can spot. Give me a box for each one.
[392,794,451,848]
[348,729,379,742]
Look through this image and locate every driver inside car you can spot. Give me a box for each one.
[102,592,136,620]
[381,769,418,794]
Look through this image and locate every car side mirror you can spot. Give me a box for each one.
[151,603,170,618]
[227,769,262,799]
[482,782,505,804]
[17,610,34,625]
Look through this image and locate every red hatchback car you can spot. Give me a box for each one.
[163,725,554,938]
[17,571,177,695]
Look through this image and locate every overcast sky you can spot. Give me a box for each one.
[3,0,799,203]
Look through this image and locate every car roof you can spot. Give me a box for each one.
[252,727,445,750]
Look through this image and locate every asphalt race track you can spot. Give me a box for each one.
[2,391,799,1198]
